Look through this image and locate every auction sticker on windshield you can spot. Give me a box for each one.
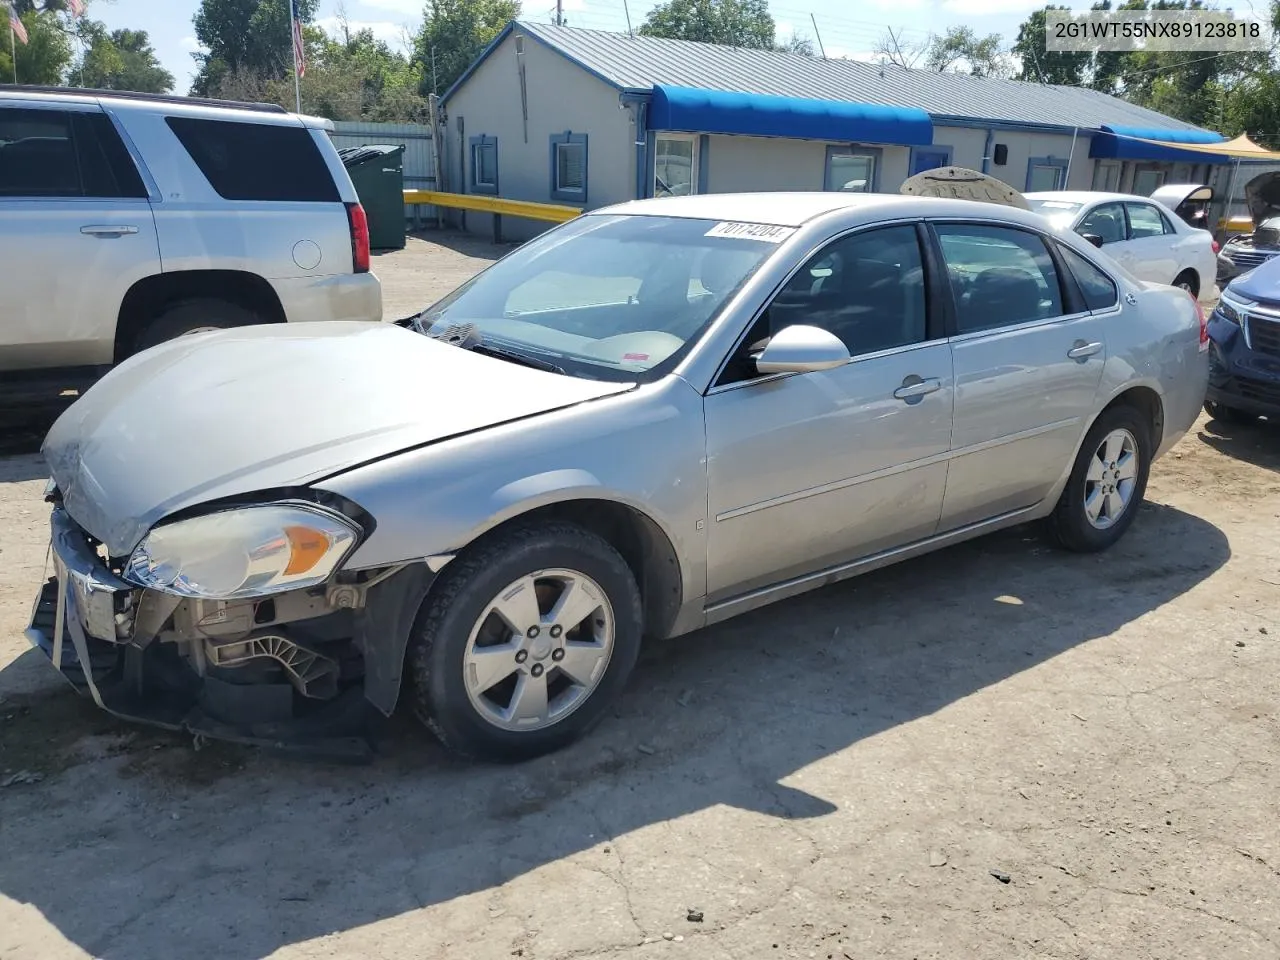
[704,222,797,243]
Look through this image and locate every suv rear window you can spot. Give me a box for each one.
[166,117,339,203]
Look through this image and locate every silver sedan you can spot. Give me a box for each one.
[30,192,1210,762]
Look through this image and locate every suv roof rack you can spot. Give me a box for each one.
[0,85,290,115]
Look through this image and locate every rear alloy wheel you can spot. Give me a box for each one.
[407,522,643,762]
[1204,399,1256,425]
[1173,270,1199,297]
[1048,405,1151,552]
[133,299,263,355]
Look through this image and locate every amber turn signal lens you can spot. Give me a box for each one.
[284,525,332,575]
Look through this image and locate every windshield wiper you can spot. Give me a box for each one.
[470,341,567,375]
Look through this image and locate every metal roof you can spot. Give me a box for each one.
[508,22,1216,135]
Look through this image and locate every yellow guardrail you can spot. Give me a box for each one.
[403,190,581,224]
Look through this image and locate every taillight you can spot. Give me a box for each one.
[1188,288,1208,351]
[1211,239,1221,253]
[346,202,370,274]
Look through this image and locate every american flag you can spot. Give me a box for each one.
[292,14,306,78]
[8,4,27,45]
[67,0,86,16]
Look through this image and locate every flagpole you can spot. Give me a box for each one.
[9,19,16,85]
[290,0,302,114]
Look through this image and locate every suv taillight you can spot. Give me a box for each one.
[346,202,370,274]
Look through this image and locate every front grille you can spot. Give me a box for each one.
[1227,248,1277,270]
[1236,376,1280,407]
[1250,314,1280,357]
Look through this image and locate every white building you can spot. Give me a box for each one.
[439,22,1234,239]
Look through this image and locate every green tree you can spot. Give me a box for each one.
[413,0,519,96]
[10,0,81,12]
[639,0,776,49]
[0,8,72,85]
[191,0,319,97]
[926,25,1009,77]
[1012,6,1090,84]
[74,22,174,93]
[307,22,427,120]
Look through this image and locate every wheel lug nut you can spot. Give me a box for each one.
[550,625,563,638]
[531,663,544,678]
[527,626,540,638]
[515,650,528,664]
[551,648,565,662]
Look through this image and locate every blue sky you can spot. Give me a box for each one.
[92,0,1080,95]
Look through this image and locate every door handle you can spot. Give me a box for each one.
[1067,340,1103,361]
[80,225,139,237]
[893,377,942,401]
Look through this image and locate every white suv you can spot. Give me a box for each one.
[0,87,383,396]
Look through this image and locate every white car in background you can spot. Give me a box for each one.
[1025,191,1218,303]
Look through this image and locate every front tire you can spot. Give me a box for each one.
[407,522,643,762]
[1048,405,1152,553]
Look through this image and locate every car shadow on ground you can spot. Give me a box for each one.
[0,502,1229,960]
[1198,415,1280,470]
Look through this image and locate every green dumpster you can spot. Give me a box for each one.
[338,144,407,250]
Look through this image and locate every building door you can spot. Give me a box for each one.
[1092,161,1121,192]
[653,134,698,197]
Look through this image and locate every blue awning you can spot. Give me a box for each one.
[647,84,933,146]
[1089,124,1229,163]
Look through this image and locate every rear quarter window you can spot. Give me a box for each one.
[1059,244,1119,311]
[165,116,339,203]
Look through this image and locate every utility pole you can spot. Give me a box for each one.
[555,0,564,26]
[810,14,826,59]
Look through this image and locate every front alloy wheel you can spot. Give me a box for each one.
[407,522,643,762]
[462,569,615,732]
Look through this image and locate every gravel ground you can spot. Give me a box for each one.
[1,232,1278,960]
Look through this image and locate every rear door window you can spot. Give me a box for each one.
[0,107,148,199]
[934,223,1065,334]
[166,117,339,202]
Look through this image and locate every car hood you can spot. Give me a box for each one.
[1225,257,1280,302]
[1244,171,1280,227]
[44,321,633,556]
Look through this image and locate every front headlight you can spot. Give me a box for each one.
[125,503,361,600]
[1217,291,1254,326]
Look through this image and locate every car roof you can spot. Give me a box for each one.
[595,191,1059,229]
[1024,190,1158,206]
[0,86,334,129]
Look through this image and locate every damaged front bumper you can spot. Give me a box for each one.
[26,506,433,762]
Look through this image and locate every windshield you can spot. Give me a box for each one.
[1026,198,1084,228]
[415,213,785,382]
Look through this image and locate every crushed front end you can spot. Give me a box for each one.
[26,493,432,761]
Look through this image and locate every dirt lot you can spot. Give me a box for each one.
[1,232,1279,960]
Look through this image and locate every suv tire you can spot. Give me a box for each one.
[133,299,264,355]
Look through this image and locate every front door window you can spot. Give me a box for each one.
[654,135,697,197]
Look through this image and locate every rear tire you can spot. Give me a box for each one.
[406,522,644,763]
[132,299,263,355]
[1048,405,1152,553]
[1204,399,1256,425]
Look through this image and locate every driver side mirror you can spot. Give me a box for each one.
[1080,233,1105,248]
[752,324,851,375]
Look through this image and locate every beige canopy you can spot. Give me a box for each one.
[1120,132,1280,160]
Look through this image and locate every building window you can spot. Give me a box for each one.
[470,135,497,195]
[1026,156,1067,192]
[825,145,881,192]
[550,131,587,202]
[910,145,953,176]
[1132,167,1166,196]
[654,133,697,197]
[1092,161,1121,192]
